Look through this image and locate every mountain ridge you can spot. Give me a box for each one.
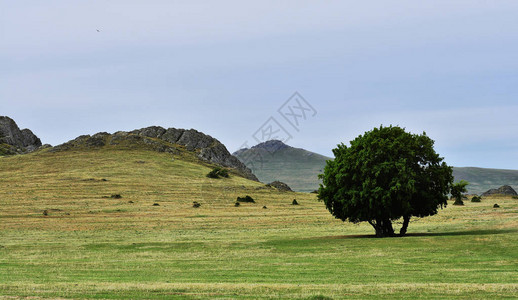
[234,140,518,195]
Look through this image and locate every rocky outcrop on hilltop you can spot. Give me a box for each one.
[132,127,257,180]
[233,140,290,156]
[50,126,258,181]
[0,116,42,154]
[481,185,517,197]
[252,140,289,153]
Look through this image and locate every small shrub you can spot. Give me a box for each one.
[110,194,122,199]
[306,296,333,300]
[206,169,219,178]
[152,203,160,206]
[292,199,299,205]
[263,206,267,209]
[193,201,201,208]
[218,168,229,178]
[236,195,255,203]
[206,167,229,179]
[43,210,48,216]
[453,198,464,206]
[128,200,134,203]
[493,203,500,208]
[234,202,240,207]
[471,196,481,202]
[512,196,518,199]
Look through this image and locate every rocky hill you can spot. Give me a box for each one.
[50,126,258,181]
[481,185,517,197]
[233,140,330,192]
[0,116,42,155]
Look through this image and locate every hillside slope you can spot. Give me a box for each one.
[233,140,330,192]
[0,135,307,231]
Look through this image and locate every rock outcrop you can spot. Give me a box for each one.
[252,139,289,153]
[481,185,517,197]
[50,126,258,181]
[132,127,257,180]
[0,116,42,154]
[267,181,293,192]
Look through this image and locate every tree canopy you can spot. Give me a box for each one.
[451,180,469,205]
[318,126,453,237]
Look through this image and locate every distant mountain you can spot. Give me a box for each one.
[234,140,518,195]
[0,116,42,155]
[233,140,330,192]
[452,167,518,195]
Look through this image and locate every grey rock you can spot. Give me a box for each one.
[0,116,42,153]
[86,132,109,147]
[161,128,185,144]
[266,181,293,192]
[131,126,166,139]
[481,185,517,197]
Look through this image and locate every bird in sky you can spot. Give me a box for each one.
[96,29,100,32]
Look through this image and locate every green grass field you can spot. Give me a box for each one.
[1,147,517,299]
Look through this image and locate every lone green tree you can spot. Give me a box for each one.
[318,126,453,237]
[451,180,469,205]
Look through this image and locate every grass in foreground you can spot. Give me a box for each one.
[0,148,517,299]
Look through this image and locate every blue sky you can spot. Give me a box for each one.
[1,1,518,169]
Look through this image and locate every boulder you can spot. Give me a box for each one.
[267,181,293,192]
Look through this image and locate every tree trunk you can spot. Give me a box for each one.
[369,219,395,237]
[399,215,411,236]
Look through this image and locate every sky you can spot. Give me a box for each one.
[1,1,518,169]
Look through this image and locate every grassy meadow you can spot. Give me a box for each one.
[1,147,517,299]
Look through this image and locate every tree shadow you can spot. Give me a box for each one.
[318,228,518,239]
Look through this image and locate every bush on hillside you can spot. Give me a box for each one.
[236,195,255,203]
[206,167,229,179]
